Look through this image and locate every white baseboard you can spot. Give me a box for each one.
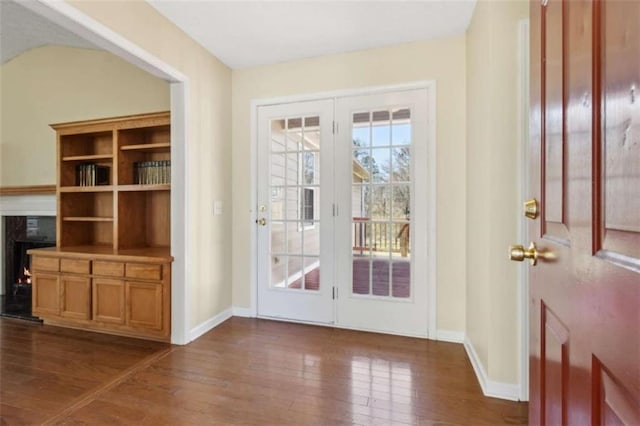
[232,306,256,317]
[188,308,233,342]
[463,336,521,401]
[435,329,465,343]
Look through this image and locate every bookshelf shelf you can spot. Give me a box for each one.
[63,217,114,222]
[60,186,114,193]
[62,154,114,162]
[120,142,170,152]
[118,184,170,192]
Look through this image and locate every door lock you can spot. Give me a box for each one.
[509,242,540,265]
[256,218,267,226]
[524,199,539,219]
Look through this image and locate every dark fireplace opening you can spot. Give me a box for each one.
[2,216,56,321]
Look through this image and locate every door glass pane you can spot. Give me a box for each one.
[353,112,371,148]
[392,260,410,298]
[302,188,319,222]
[371,148,390,183]
[287,256,304,289]
[270,221,285,254]
[285,187,299,221]
[352,258,371,295]
[271,120,286,152]
[353,149,371,176]
[271,255,286,288]
[303,152,319,185]
[270,153,286,186]
[286,153,299,185]
[303,223,320,256]
[392,185,411,220]
[371,223,391,257]
[269,116,323,292]
[351,184,366,218]
[391,109,411,146]
[351,109,412,299]
[393,222,411,259]
[372,258,390,296]
[287,222,302,254]
[391,148,410,183]
[303,257,320,291]
[352,220,371,257]
[371,186,390,219]
[270,187,284,220]
[372,110,391,147]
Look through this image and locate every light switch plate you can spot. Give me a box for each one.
[214,200,223,216]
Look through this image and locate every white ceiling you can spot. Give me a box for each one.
[0,1,477,70]
[0,0,98,65]
[148,0,477,69]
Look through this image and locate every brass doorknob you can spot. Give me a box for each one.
[509,242,539,265]
[256,218,267,226]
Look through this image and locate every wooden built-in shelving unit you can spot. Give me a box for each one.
[28,112,173,341]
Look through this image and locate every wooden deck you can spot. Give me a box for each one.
[1,317,527,425]
[289,258,411,297]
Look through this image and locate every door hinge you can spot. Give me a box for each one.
[332,203,338,217]
[332,121,335,134]
[332,287,337,299]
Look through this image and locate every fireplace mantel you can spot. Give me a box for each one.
[0,185,56,196]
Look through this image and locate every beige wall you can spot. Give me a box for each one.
[232,37,467,333]
[466,0,528,384]
[61,1,232,331]
[1,2,532,389]
[0,45,170,186]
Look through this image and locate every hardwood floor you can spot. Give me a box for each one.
[1,317,527,425]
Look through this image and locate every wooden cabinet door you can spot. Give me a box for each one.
[529,0,639,424]
[32,273,60,317]
[126,281,162,331]
[60,275,91,320]
[93,279,125,324]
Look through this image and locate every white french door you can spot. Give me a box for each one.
[256,100,335,323]
[334,90,429,336]
[256,88,431,336]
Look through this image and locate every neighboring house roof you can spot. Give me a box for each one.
[352,158,370,181]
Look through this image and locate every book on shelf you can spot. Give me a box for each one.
[134,160,171,185]
[76,163,110,186]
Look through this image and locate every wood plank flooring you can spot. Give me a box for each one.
[1,317,528,425]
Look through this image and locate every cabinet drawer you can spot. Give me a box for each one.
[60,259,91,275]
[32,256,59,272]
[125,263,162,281]
[94,261,124,277]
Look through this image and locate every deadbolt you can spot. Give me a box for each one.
[524,199,539,219]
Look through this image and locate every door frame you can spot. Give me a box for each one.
[249,81,437,338]
[517,18,530,401]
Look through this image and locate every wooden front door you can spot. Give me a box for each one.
[528,0,639,424]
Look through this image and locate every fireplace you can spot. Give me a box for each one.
[2,216,56,320]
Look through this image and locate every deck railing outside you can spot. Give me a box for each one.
[352,218,410,257]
